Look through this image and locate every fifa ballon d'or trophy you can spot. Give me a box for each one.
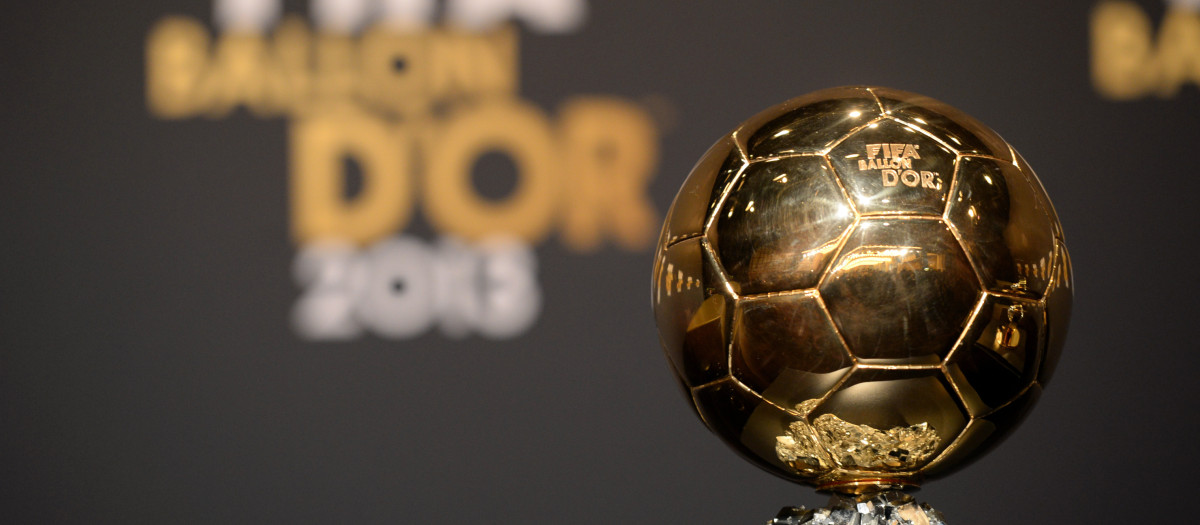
[652,86,1072,524]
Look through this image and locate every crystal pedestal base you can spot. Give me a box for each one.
[768,491,947,525]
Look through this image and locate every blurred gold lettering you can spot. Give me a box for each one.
[148,15,659,253]
[291,108,413,245]
[146,17,518,117]
[425,100,557,243]
[360,27,426,115]
[314,34,359,108]
[273,17,313,114]
[1092,1,1155,98]
[560,97,658,251]
[1092,1,1200,99]
[428,27,518,102]
[1156,6,1200,97]
[146,17,209,118]
[200,32,288,117]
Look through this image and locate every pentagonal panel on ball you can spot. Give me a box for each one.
[691,378,819,481]
[660,135,746,247]
[710,156,855,296]
[809,368,968,471]
[731,292,853,411]
[920,383,1042,480]
[737,86,883,159]
[871,86,1014,162]
[827,119,957,216]
[1015,152,1066,242]
[820,218,979,365]
[945,294,1044,417]
[946,156,1056,299]
[653,238,731,387]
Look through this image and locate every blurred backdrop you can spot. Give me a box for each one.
[3,0,1200,522]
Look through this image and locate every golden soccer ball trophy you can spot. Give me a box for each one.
[652,86,1072,523]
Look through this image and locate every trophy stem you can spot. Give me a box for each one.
[815,476,919,494]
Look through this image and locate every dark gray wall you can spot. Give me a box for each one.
[3,0,1196,522]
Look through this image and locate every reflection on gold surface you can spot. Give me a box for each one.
[776,399,940,475]
[833,244,945,273]
[712,155,855,295]
[993,304,1025,367]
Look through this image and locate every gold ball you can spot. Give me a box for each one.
[652,86,1072,493]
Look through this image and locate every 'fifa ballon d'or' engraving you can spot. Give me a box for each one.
[856,143,942,190]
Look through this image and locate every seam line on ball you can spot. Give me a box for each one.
[663,232,704,249]
[864,87,888,115]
